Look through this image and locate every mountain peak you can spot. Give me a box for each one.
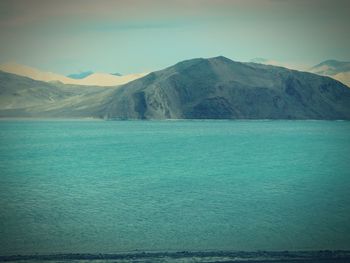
[208,56,235,63]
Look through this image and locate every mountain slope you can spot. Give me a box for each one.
[102,56,350,119]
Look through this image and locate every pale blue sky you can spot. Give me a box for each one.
[0,0,349,75]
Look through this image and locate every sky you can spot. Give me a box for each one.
[0,0,349,75]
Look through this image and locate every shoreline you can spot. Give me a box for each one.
[0,117,349,122]
[1,250,350,262]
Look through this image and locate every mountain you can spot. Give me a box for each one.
[1,56,350,119]
[309,60,350,87]
[102,56,350,119]
[67,71,94,79]
[0,63,146,87]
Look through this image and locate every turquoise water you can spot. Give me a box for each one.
[0,120,350,255]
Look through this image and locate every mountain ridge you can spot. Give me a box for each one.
[1,56,350,120]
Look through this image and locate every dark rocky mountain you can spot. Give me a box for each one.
[102,56,350,119]
[1,56,350,119]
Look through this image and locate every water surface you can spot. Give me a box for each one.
[0,120,349,255]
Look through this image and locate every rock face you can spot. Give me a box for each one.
[1,56,350,119]
[103,56,350,119]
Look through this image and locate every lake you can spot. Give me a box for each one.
[0,120,349,256]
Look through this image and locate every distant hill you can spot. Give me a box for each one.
[310,60,350,87]
[1,57,350,119]
[0,63,146,87]
[310,60,350,75]
[67,71,94,79]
